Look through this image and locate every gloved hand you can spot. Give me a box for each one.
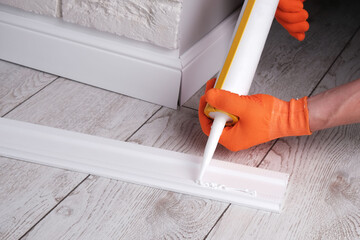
[199,78,312,151]
[275,0,309,41]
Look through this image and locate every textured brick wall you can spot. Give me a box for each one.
[62,0,182,49]
[0,0,61,17]
[0,0,183,49]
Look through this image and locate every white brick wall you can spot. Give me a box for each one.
[62,0,183,49]
[0,0,61,17]
[0,0,239,50]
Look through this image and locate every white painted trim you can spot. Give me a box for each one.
[0,4,239,108]
[0,118,289,212]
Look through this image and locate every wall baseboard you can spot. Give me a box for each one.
[0,118,289,212]
[0,4,238,108]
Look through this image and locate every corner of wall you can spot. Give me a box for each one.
[56,0,62,18]
[178,0,242,55]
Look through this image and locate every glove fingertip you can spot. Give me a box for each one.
[205,89,247,117]
[304,21,310,31]
[290,32,306,41]
[205,78,216,92]
[298,33,305,41]
[302,9,309,20]
[198,95,213,136]
[204,88,221,106]
[278,1,303,12]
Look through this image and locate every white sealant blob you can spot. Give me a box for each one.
[196,180,257,197]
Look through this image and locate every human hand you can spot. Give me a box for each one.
[275,0,309,41]
[199,78,312,151]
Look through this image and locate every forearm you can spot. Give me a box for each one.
[307,78,360,132]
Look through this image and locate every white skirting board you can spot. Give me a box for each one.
[0,118,289,212]
[0,4,238,109]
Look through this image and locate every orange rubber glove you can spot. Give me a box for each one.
[275,0,309,41]
[199,78,312,151]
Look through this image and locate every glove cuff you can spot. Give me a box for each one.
[270,96,312,139]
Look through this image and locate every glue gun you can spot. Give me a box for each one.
[197,0,280,182]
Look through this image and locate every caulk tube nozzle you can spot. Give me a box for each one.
[197,0,279,183]
[197,112,231,182]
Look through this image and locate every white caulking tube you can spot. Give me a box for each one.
[198,0,279,182]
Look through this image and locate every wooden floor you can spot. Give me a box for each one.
[1,1,360,239]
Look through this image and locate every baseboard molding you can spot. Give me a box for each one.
[0,4,238,108]
[0,118,289,212]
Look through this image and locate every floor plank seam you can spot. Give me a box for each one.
[202,204,231,240]
[1,76,59,118]
[124,106,163,142]
[182,105,198,112]
[17,174,90,239]
[256,140,279,168]
[308,24,360,98]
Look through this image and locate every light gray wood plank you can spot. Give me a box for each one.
[22,175,228,240]
[1,76,161,238]
[207,18,360,240]
[0,156,87,239]
[0,60,56,116]
[0,61,89,239]
[5,78,161,140]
